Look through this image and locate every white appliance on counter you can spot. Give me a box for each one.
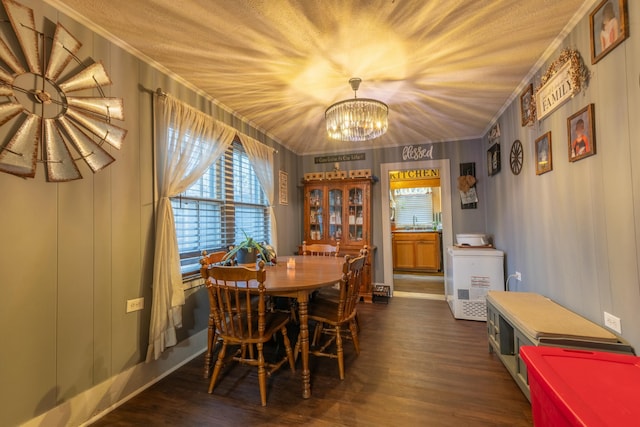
[445,246,504,321]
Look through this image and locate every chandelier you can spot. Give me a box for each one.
[325,78,388,142]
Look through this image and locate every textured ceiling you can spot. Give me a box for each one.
[47,0,593,155]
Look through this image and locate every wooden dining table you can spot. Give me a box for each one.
[262,255,345,398]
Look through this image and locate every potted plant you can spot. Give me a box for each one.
[223,231,276,265]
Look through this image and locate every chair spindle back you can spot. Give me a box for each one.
[206,261,267,343]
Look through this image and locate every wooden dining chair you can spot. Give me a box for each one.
[313,246,368,328]
[300,241,340,314]
[204,260,296,406]
[302,240,340,256]
[199,250,228,378]
[295,253,366,380]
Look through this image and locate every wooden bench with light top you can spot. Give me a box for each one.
[486,291,635,401]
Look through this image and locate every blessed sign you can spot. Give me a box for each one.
[535,60,574,121]
[401,144,433,161]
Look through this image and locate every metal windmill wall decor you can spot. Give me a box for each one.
[0,0,126,181]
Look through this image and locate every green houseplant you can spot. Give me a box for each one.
[222,231,275,265]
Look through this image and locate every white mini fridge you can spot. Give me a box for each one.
[445,246,504,321]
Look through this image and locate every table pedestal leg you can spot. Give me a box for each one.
[298,296,311,398]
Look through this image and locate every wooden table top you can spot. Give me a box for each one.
[262,255,344,292]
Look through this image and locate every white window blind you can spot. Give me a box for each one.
[393,188,433,228]
[171,140,270,275]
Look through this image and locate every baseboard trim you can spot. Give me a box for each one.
[22,330,207,427]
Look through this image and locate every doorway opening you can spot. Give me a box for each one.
[380,160,453,298]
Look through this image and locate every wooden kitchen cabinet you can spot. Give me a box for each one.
[416,237,439,270]
[393,239,416,269]
[392,231,441,272]
[303,177,374,302]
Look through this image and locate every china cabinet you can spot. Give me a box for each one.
[302,177,374,301]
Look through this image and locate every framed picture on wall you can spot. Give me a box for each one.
[279,170,288,205]
[567,104,596,162]
[459,162,477,209]
[488,123,501,145]
[535,132,552,175]
[589,0,629,64]
[520,84,534,126]
[487,143,501,176]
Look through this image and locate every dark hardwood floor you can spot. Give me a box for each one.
[91,297,533,426]
[393,272,445,294]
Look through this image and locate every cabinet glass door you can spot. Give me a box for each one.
[308,188,323,241]
[347,187,364,242]
[328,188,344,242]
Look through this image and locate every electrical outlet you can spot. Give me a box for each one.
[515,271,522,281]
[126,297,144,313]
[604,311,622,334]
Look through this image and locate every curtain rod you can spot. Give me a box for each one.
[155,87,278,154]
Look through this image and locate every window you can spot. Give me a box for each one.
[393,188,433,228]
[171,140,270,276]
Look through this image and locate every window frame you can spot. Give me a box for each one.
[393,188,434,229]
[171,139,270,279]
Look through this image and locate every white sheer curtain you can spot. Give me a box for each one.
[237,134,277,253]
[147,93,236,361]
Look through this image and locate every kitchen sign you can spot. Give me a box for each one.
[389,169,439,181]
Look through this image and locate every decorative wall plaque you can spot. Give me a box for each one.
[459,162,477,209]
[534,48,588,121]
[509,140,523,175]
[0,0,126,181]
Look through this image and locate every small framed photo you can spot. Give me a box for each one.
[590,0,628,64]
[535,132,552,175]
[567,104,596,162]
[520,84,534,126]
[278,170,288,205]
[487,143,501,176]
[488,123,501,145]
